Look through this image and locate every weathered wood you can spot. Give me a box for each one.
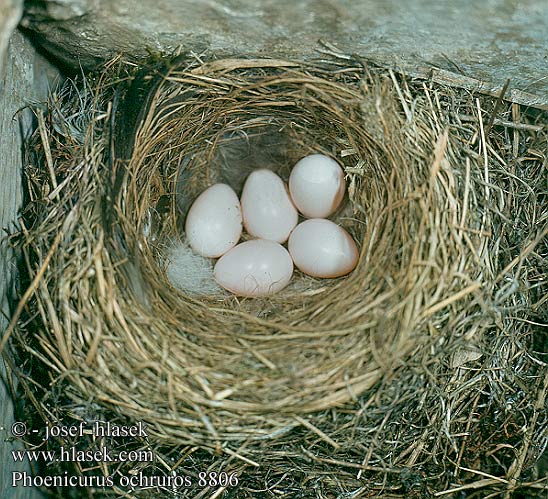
[1,27,58,499]
[0,0,21,69]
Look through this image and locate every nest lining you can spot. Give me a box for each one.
[99,59,475,433]
[8,55,548,498]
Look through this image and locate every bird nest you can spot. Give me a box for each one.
[6,55,548,498]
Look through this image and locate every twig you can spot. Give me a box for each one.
[37,109,59,199]
[294,415,340,449]
[485,78,510,136]
[457,114,544,132]
[504,368,548,498]
[434,478,504,496]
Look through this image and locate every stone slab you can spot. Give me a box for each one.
[20,0,548,108]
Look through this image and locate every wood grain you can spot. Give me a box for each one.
[1,26,58,499]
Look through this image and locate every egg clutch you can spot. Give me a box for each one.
[183,154,359,297]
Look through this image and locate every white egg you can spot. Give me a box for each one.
[185,183,242,258]
[241,169,298,243]
[289,154,346,218]
[214,239,293,297]
[288,219,359,278]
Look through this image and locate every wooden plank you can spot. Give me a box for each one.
[1,26,59,499]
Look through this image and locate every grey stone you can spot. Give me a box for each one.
[20,0,548,108]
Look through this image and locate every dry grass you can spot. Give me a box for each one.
[3,54,547,498]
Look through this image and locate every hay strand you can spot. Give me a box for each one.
[9,54,548,498]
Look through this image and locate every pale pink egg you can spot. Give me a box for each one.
[240,169,298,243]
[288,219,359,278]
[214,239,293,297]
[185,183,242,258]
[289,154,345,218]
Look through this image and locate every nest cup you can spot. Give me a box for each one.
[112,59,418,441]
[12,56,548,497]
